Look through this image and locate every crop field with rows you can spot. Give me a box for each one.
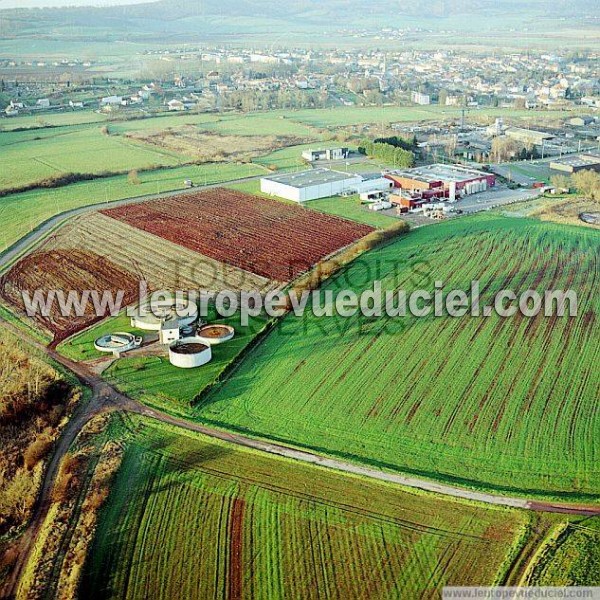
[195,214,600,499]
[0,161,263,255]
[102,189,373,281]
[45,213,272,294]
[0,249,139,343]
[81,417,530,599]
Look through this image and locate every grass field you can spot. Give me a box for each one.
[80,416,531,599]
[252,142,353,171]
[309,194,398,228]
[281,106,574,128]
[0,162,263,255]
[0,111,108,131]
[0,126,188,192]
[194,214,600,499]
[56,312,150,362]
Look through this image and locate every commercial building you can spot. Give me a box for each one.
[384,164,495,197]
[260,168,392,202]
[302,148,350,162]
[550,152,600,174]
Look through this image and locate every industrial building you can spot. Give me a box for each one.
[260,168,392,202]
[505,127,555,146]
[302,148,350,162]
[384,164,495,197]
[411,91,431,105]
[550,152,600,174]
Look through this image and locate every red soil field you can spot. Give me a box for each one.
[228,498,245,600]
[101,189,373,281]
[0,249,139,344]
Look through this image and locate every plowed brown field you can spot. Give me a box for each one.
[101,189,373,281]
[1,249,139,344]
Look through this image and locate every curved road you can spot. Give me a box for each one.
[0,173,264,272]
[1,180,599,598]
[1,318,599,599]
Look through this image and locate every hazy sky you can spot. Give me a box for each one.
[0,0,152,7]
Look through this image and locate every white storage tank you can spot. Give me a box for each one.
[169,337,212,369]
[196,324,235,345]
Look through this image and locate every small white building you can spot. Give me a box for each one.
[101,95,123,106]
[36,98,50,108]
[302,148,350,162]
[159,319,181,345]
[167,99,186,111]
[411,91,431,105]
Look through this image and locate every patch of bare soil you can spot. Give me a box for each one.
[126,127,307,162]
[532,197,600,229]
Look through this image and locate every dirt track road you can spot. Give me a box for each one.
[1,178,599,597]
[1,317,599,599]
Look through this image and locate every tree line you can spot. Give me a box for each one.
[358,138,416,169]
[551,170,600,201]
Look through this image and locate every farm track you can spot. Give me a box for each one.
[1,312,600,599]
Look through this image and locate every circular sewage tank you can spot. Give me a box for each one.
[169,337,212,369]
[94,332,140,355]
[196,324,235,345]
[131,299,198,332]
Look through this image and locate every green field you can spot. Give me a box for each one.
[0,162,263,255]
[0,126,192,191]
[252,142,352,171]
[0,111,108,131]
[280,106,575,128]
[194,214,600,499]
[56,312,148,362]
[309,194,398,228]
[201,113,318,137]
[80,416,531,599]
[529,518,600,585]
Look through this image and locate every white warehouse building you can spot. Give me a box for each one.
[260,168,392,203]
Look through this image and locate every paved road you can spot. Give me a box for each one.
[458,186,540,213]
[0,174,265,273]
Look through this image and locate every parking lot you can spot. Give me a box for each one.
[378,185,541,226]
[458,186,541,213]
